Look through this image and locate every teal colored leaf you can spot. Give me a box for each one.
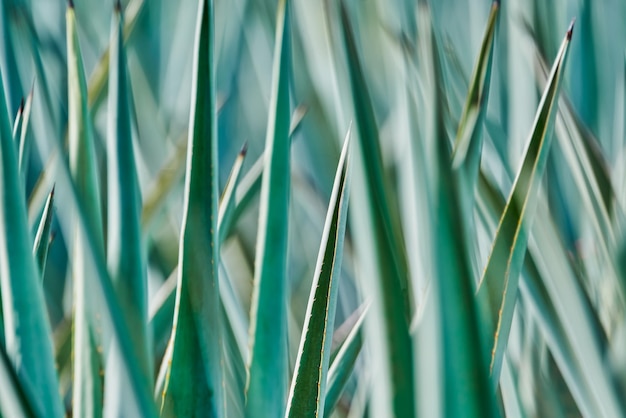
[324,304,368,418]
[33,185,54,277]
[286,131,351,418]
[0,69,64,417]
[160,0,223,416]
[87,0,147,109]
[476,21,575,385]
[218,143,247,243]
[17,88,33,185]
[67,4,105,416]
[451,0,499,190]
[104,4,152,417]
[416,1,498,415]
[0,342,39,418]
[245,0,292,416]
[339,3,415,416]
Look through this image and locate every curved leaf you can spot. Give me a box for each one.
[476,20,575,385]
[0,69,64,417]
[33,185,55,277]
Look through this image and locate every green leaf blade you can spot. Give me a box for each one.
[323,305,367,418]
[160,0,223,416]
[245,0,292,416]
[339,3,415,416]
[286,132,351,418]
[104,5,152,417]
[451,0,500,190]
[67,5,105,416]
[0,70,64,417]
[476,21,575,385]
[33,185,55,277]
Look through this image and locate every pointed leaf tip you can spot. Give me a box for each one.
[68,0,74,9]
[18,98,24,113]
[240,142,248,156]
[114,0,121,12]
[567,18,576,39]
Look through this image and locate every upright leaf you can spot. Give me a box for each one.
[33,185,55,277]
[451,0,499,190]
[67,4,105,416]
[0,69,64,417]
[476,21,575,384]
[0,342,39,418]
[245,0,291,416]
[339,3,415,416]
[286,132,351,418]
[416,1,498,415]
[160,0,223,416]
[218,143,247,243]
[104,4,152,417]
[17,88,33,185]
[324,304,368,418]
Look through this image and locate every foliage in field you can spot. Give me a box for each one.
[0,0,625,417]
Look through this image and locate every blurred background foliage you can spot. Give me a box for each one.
[1,0,626,416]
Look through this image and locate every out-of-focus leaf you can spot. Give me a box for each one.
[245,0,292,416]
[417,1,498,416]
[476,21,574,385]
[339,3,415,417]
[218,143,247,243]
[104,5,152,417]
[0,341,39,418]
[87,0,147,109]
[17,87,33,185]
[451,0,499,191]
[324,304,368,418]
[33,185,54,277]
[11,99,23,145]
[0,68,64,417]
[286,132,351,418]
[67,4,105,416]
[160,0,223,416]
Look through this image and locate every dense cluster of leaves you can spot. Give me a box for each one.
[0,0,624,417]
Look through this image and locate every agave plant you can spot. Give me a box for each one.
[0,0,625,417]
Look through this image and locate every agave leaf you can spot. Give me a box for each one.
[67,5,106,416]
[160,0,223,415]
[0,68,64,418]
[11,99,23,145]
[148,144,251,364]
[104,5,152,417]
[535,50,619,253]
[87,0,147,108]
[451,0,499,189]
[476,21,575,385]
[33,185,55,277]
[0,342,40,418]
[245,0,291,416]
[416,1,498,415]
[339,3,414,416]
[218,143,247,243]
[323,304,368,418]
[17,87,33,185]
[286,132,351,418]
